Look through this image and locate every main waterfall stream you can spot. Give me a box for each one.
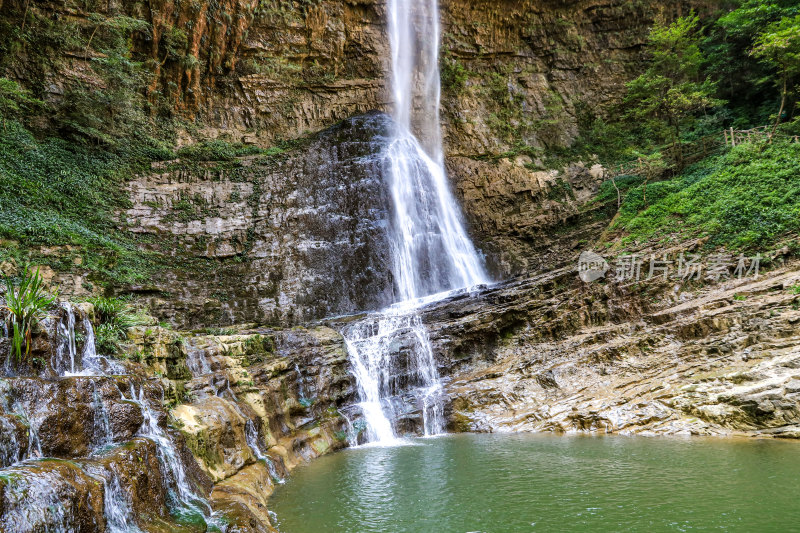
[342,0,488,445]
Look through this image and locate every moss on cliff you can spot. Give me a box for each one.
[611,141,800,250]
[0,121,166,284]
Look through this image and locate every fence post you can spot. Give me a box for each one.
[730,127,736,147]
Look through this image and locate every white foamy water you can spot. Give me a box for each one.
[343,0,488,445]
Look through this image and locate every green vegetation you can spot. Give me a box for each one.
[2,266,56,361]
[571,4,800,252]
[612,141,800,249]
[88,296,152,355]
[0,7,154,145]
[566,3,800,164]
[0,121,165,284]
[750,14,800,133]
[176,140,261,162]
[441,54,469,94]
[707,0,800,129]
[0,4,177,286]
[241,333,276,366]
[0,79,42,130]
[623,13,722,151]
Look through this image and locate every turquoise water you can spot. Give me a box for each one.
[269,433,800,532]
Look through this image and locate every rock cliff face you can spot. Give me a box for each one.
[422,256,800,438]
[125,112,407,328]
[0,0,699,145]
[1,0,708,317]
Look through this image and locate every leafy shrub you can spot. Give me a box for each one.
[0,78,44,129]
[88,296,152,355]
[615,141,800,248]
[441,55,469,94]
[2,266,56,361]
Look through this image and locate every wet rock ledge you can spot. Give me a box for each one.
[0,308,357,532]
[422,256,800,438]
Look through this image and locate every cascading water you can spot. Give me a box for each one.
[54,302,78,375]
[343,0,488,445]
[128,385,224,528]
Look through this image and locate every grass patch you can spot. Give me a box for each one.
[176,139,261,162]
[88,295,153,355]
[612,141,800,249]
[0,121,169,284]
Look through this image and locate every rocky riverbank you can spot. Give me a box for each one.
[1,249,798,531]
[426,254,800,438]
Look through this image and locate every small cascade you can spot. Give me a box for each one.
[0,416,23,467]
[91,382,113,447]
[2,320,10,375]
[214,381,284,482]
[186,344,212,377]
[1,391,45,461]
[50,304,124,377]
[343,305,445,442]
[294,362,313,407]
[244,418,266,459]
[81,461,143,533]
[72,318,124,377]
[127,385,221,528]
[337,408,362,447]
[220,386,267,459]
[0,464,75,532]
[54,302,79,375]
[342,0,488,444]
[101,469,143,533]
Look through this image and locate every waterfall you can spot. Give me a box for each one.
[54,303,78,375]
[91,381,113,447]
[99,469,143,533]
[128,385,223,529]
[343,0,488,445]
[54,306,123,377]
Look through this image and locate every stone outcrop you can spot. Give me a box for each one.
[125,113,398,328]
[0,373,211,532]
[0,298,360,532]
[139,324,357,531]
[419,254,800,438]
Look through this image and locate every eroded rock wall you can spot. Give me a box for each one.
[125,113,397,327]
[420,253,800,438]
[1,0,710,307]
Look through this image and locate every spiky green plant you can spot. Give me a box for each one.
[87,295,152,355]
[3,266,56,361]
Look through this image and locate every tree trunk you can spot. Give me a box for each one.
[772,70,787,139]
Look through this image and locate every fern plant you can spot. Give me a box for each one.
[88,295,152,354]
[3,266,56,361]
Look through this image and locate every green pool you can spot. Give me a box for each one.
[269,433,800,532]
